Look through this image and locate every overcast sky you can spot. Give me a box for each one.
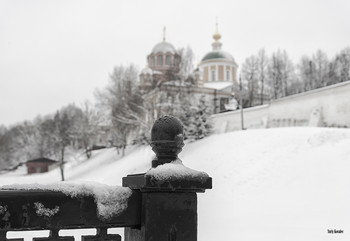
[1,0,349,126]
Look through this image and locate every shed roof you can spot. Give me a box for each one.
[26,157,57,164]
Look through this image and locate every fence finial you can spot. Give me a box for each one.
[150,116,184,167]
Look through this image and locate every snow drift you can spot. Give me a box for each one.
[0,127,349,241]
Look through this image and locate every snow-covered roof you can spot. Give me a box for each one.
[163,80,190,86]
[151,41,176,54]
[27,157,57,163]
[153,70,163,75]
[141,66,153,75]
[203,81,233,90]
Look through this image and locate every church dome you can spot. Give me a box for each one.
[202,50,235,62]
[141,66,153,75]
[198,21,238,83]
[151,41,176,54]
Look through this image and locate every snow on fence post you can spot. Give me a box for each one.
[123,116,212,241]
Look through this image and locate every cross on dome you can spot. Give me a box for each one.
[213,17,221,42]
[163,26,166,42]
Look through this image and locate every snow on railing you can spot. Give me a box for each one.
[0,116,212,241]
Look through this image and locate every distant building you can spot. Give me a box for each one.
[196,22,238,84]
[140,34,181,91]
[139,24,238,114]
[26,157,58,174]
[195,21,239,112]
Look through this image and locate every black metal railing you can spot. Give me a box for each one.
[0,116,212,241]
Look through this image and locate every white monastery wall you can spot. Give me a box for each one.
[212,81,350,133]
[212,105,269,133]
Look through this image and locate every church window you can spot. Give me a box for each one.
[166,55,171,65]
[174,57,177,66]
[151,56,155,67]
[157,55,163,66]
[226,70,230,80]
[211,70,216,81]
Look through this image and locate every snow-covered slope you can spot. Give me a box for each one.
[186,128,350,241]
[1,127,350,241]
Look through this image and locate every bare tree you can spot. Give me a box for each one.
[298,55,313,91]
[241,55,259,107]
[37,117,58,158]
[268,50,295,99]
[297,47,349,91]
[334,47,350,83]
[11,121,39,160]
[269,52,283,99]
[51,104,83,181]
[0,126,13,170]
[96,64,145,155]
[312,49,329,87]
[257,49,269,104]
[53,111,71,181]
[67,101,103,158]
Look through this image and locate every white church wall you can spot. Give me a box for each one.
[211,81,350,133]
[269,81,350,128]
[212,104,269,133]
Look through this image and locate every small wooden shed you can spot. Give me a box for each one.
[26,157,58,174]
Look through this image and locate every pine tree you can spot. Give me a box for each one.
[183,96,213,141]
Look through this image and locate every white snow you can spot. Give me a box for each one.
[0,205,7,215]
[141,66,153,75]
[153,70,163,75]
[145,159,209,182]
[34,202,60,218]
[203,81,233,90]
[188,128,350,241]
[1,127,350,241]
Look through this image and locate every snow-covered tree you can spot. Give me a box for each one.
[96,64,145,155]
[312,49,329,88]
[182,96,213,141]
[333,47,350,83]
[298,50,329,92]
[75,101,104,158]
[178,46,195,82]
[241,55,259,107]
[297,55,314,91]
[257,49,269,104]
[37,116,58,158]
[268,50,295,99]
[0,126,14,169]
[53,110,72,181]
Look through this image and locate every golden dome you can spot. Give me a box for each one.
[213,18,221,42]
[213,31,221,42]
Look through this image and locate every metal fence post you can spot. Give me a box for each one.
[123,116,212,241]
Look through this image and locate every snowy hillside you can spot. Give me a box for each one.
[1,127,350,241]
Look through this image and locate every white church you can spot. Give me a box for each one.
[139,24,238,114]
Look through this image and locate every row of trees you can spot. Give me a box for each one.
[94,56,213,155]
[0,102,104,179]
[0,46,213,172]
[240,47,350,107]
[2,45,348,172]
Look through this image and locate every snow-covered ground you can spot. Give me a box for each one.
[1,127,350,241]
